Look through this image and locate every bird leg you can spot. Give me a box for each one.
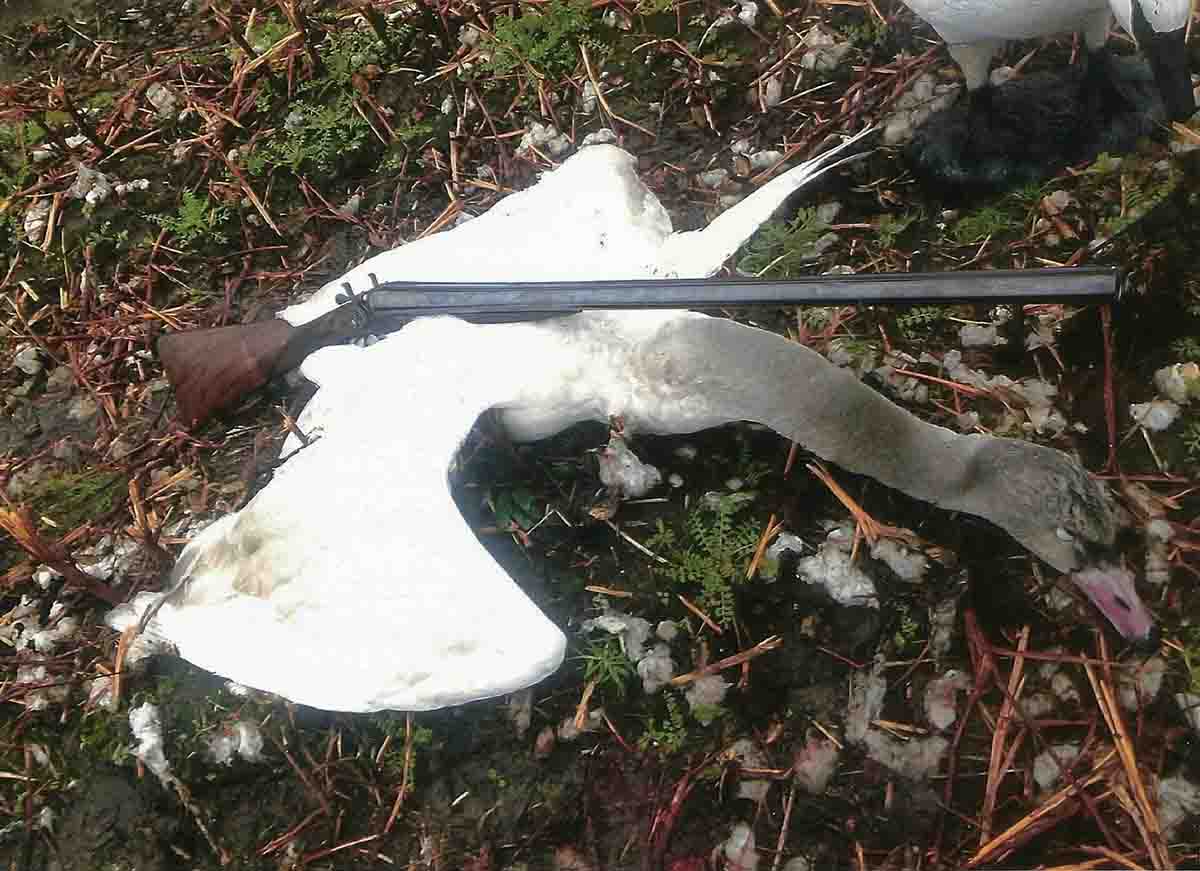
[946,40,1002,150]
[1079,45,1138,119]
[962,84,998,147]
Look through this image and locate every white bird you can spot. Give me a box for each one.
[110,132,1154,713]
[900,0,1195,125]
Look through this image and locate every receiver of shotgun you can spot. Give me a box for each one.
[156,268,1120,428]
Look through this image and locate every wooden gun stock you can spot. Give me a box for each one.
[156,303,363,428]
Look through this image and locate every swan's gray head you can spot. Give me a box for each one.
[964,439,1155,643]
[963,440,1117,572]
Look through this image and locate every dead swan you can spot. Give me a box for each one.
[110,133,1153,713]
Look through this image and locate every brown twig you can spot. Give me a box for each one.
[0,503,121,604]
[383,712,414,834]
[1082,633,1172,869]
[979,625,1029,844]
[669,635,782,686]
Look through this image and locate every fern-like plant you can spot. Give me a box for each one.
[153,191,231,248]
[639,691,689,754]
[950,205,1015,244]
[876,210,918,249]
[646,494,760,627]
[247,25,388,178]
[484,0,601,79]
[896,305,946,339]
[1171,337,1200,361]
[1181,420,1200,461]
[735,207,832,277]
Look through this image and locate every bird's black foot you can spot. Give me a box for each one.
[960,85,997,153]
[1081,47,1138,121]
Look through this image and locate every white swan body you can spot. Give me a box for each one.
[112,132,1154,713]
[901,0,1195,120]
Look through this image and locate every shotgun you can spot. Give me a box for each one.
[157,267,1121,428]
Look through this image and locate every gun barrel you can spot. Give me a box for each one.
[357,268,1120,318]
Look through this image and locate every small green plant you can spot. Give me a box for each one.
[892,610,922,652]
[844,16,889,49]
[828,336,879,363]
[635,0,674,15]
[799,307,835,330]
[484,0,600,79]
[736,207,832,277]
[240,14,293,58]
[639,691,688,754]
[248,94,373,178]
[0,119,44,163]
[1109,166,1180,237]
[1182,420,1200,461]
[1172,337,1200,361]
[153,191,231,248]
[577,636,634,699]
[876,211,919,249]
[645,493,760,626]
[895,305,946,340]
[689,702,726,727]
[84,217,132,255]
[247,25,387,178]
[488,486,541,531]
[950,205,1016,245]
[0,122,42,240]
[77,710,133,769]
[1180,624,1200,693]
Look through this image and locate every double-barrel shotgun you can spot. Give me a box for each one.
[156,267,1121,428]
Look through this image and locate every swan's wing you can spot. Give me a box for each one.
[125,318,568,712]
[282,145,675,326]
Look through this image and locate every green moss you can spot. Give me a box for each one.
[28,470,123,530]
[83,90,118,111]
[237,13,292,58]
[844,15,889,49]
[688,703,726,726]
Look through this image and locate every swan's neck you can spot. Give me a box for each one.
[633,316,988,515]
